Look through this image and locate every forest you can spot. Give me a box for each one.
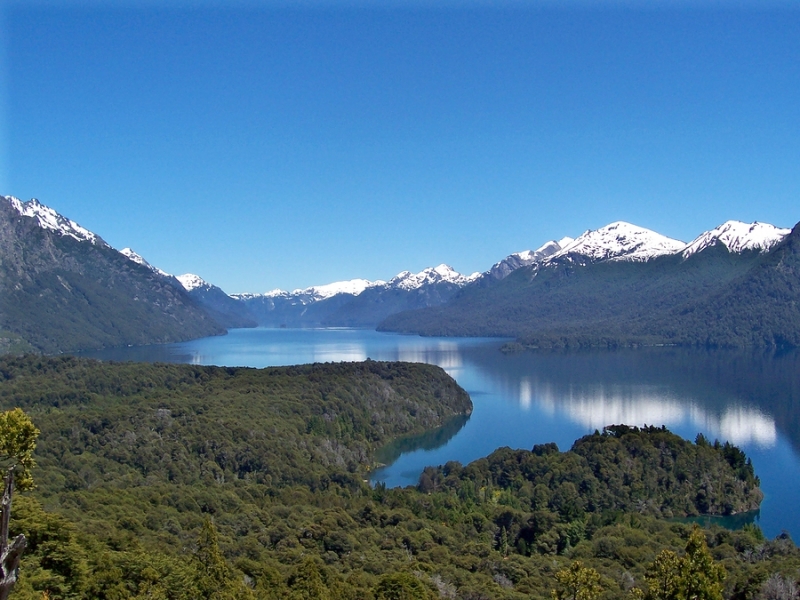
[0,355,798,599]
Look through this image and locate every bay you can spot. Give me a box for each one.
[80,328,800,540]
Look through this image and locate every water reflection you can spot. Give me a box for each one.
[514,378,776,448]
[373,414,471,469]
[462,346,798,452]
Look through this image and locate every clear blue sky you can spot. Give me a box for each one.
[2,1,799,293]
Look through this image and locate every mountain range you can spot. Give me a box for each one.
[1,194,798,352]
[381,220,800,349]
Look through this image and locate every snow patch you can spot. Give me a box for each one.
[176,273,210,292]
[388,264,479,291]
[120,248,171,278]
[551,222,685,263]
[681,221,791,259]
[5,196,108,247]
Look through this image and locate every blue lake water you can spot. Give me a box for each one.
[81,328,800,541]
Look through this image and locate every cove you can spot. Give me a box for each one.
[80,327,800,541]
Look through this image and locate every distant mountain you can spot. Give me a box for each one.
[0,196,226,353]
[681,221,790,258]
[6,195,793,351]
[658,222,800,347]
[174,273,257,329]
[116,250,257,329]
[235,264,480,328]
[379,220,800,349]
[484,238,573,282]
[550,221,686,264]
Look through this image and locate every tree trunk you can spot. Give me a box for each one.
[0,467,25,600]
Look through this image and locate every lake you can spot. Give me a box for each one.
[81,327,800,540]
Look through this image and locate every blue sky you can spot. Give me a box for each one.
[2,1,799,293]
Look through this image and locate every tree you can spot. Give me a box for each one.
[0,408,39,600]
[551,561,604,600]
[374,572,435,600]
[643,550,683,600]
[639,526,725,600]
[194,516,254,600]
[680,527,725,600]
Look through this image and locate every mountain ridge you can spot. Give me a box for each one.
[2,194,796,350]
[0,196,225,353]
[379,220,800,348]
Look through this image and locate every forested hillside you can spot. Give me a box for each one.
[0,357,795,599]
[380,223,800,349]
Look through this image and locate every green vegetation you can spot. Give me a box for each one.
[380,223,800,349]
[0,356,797,599]
[0,408,40,600]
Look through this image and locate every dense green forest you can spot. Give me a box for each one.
[1,356,798,599]
[380,222,800,350]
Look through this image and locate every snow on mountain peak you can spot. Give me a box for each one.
[551,221,685,263]
[389,264,480,291]
[5,196,108,247]
[304,278,380,299]
[681,221,791,259]
[177,273,210,292]
[120,248,171,278]
[487,237,575,280]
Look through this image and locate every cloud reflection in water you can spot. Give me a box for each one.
[517,377,776,448]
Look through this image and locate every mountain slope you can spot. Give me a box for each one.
[483,238,573,283]
[0,197,225,353]
[651,221,800,347]
[175,273,257,329]
[379,220,800,348]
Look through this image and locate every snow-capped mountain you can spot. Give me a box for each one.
[120,248,172,278]
[176,273,212,292]
[681,221,791,259]
[236,265,479,302]
[388,264,480,291]
[4,196,108,247]
[0,196,225,352]
[550,221,686,264]
[486,237,574,281]
[234,265,481,328]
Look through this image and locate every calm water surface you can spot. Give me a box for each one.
[82,328,800,540]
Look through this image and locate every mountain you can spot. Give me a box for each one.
[117,249,257,329]
[321,265,480,327]
[484,237,573,282]
[681,221,790,258]
[234,265,480,328]
[174,273,257,329]
[0,196,225,353]
[119,247,173,278]
[379,220,799,348]
[657,221,800,347]
[551,221,686,264]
